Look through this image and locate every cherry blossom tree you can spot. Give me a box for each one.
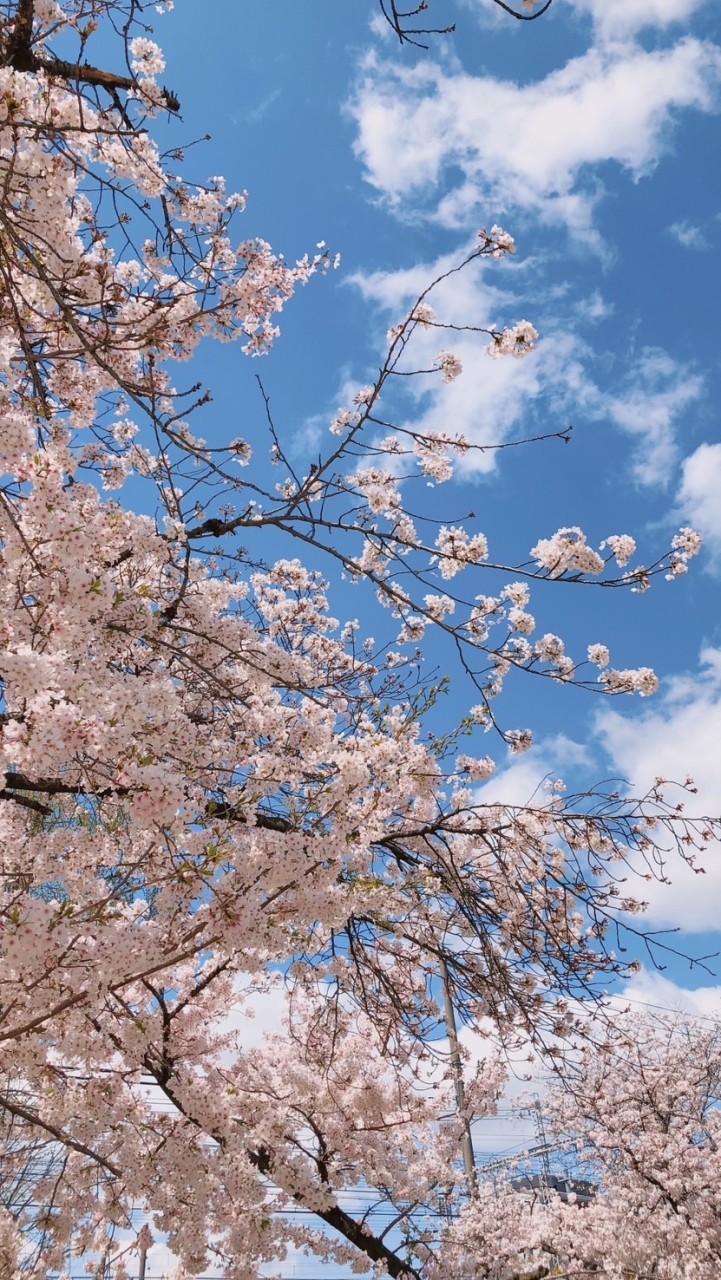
[0,2,717,1277]
[445,1014,721,1280]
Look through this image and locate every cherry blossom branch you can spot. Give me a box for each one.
[0,1093,122,1179]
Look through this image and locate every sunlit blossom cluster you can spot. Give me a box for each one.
[666,525,703,578]
[487,319,539,358]
[531,526,607,576]
[600,533,637,567]
[600,665,660,697]
[434,349,464,382]
[456,754,496,780]
[434,526,489,578]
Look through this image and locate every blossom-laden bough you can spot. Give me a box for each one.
[0,3,717,1278]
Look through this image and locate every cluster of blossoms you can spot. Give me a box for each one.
[434,350,464,382]
[600,665,660,697]
[330,403,362,436]
[329,387,376,437]
[586,645,660,696]
[531,526,702,594]
[480,225,517,256]
[588,643,611,668]
[388,303,437,345]
[487,319,539,358]
[414,431,466,482]
[129,37,166,77]
[424,592,456,621]
[532,527,609,577]
[456,754,496,780]
[0,897,61,971]
[507,727,534,754]
[412,302,437,325]
[666,525,704,578]
[600,533,637,567]
[433,526,490,579]
[534,632,575,680]
[355,467,402,516]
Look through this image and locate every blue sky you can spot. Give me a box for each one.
[115,7,721,1272]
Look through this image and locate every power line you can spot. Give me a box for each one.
[604,991,721,1025]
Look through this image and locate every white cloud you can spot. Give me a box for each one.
[351,38,721,242]
[470,0,705,41]
[571,0,707,44]
[600,348,704,488]
[676,442,721,565]
[617,968,721,1020]
[594,647,721,932]
[218,975,289,1058]
[470,734,592,814]
[573,289,614,323]
[668,217,709,250]
[396,334,560,474]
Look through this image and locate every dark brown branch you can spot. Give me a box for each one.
[205,798,291,833]
[0,788,52,816]
[376,0,552,44]
[0,1094,122,1180]
[4,770,91,797]
[378,0,455,47]
[0,771,137,821]
[248,1141,421,1280]
[36,53,135,93]
[3,5,180,111]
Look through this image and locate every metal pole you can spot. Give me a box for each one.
[534,1097,552,1204]
[138,1243,147,1280]
[440,956,477,1195]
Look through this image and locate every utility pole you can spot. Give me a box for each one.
[533,1097,553,1204]
[439,956,477,1196]
[138,1240,147,1280]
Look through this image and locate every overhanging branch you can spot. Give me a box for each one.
[3,0,179,109]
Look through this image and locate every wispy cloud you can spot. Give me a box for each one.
[668,218,709,249]
[599,348,704,488]
[618,968,721,1019]
[232,88,281,126]
[348,249,555,471]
